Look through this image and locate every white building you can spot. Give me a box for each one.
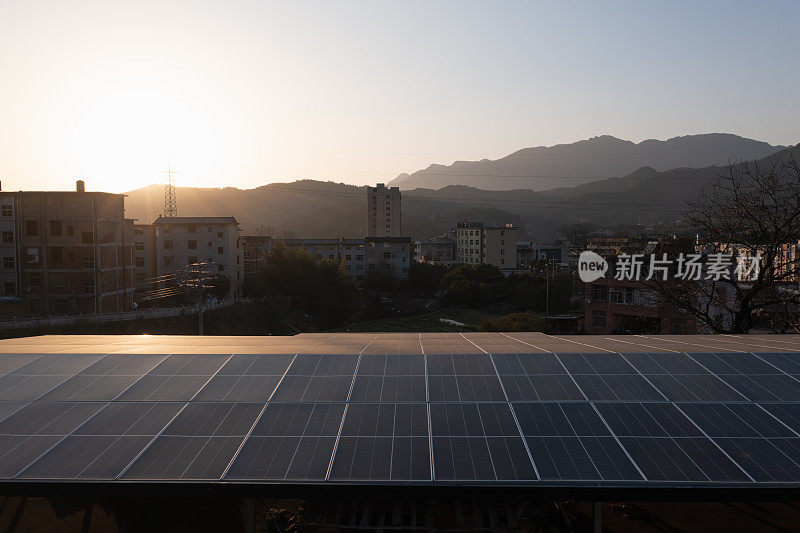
[366,183,401,237]
[154,216,242,299]
[280,236,410,279]
[456,222,518,268]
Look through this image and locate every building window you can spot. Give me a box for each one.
[236,255,240,265]
[25,220,38,236]
[135,257,145,267]
[3,281,15,295]
[2,231,13,243]
[592,310,606,328]
[591,285,608,302]
[188,240,198,249]
[134,228,144,236]
[3,257,14,269]
[163,257,173,267]
[136,273,146,283]
[66,226,75,237]
[25,248,38,264]
[53,299,69,315]
[217,247,224,254]
[49,246,63,264]
[50,274,65,288]
[217,232,223,238]
[82,258,95,269]
[27,272,41,287]
[0,205,11,217]
[218,264,225,272]
[82,231,93,244]
[164,240,173,250]
[50,220,62,236]
[188,225,197,233]
[134,243,144,251]
[84,281,95,295]
[207,242,212,247]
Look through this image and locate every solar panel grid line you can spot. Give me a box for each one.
[755,404,800,438]
[10,418,97,479]
[605,357,761,482]
[602,337,681,354]
[83,354,172,402]
[1,358,98,402]
[324,334,376,481]
[671,403,756,482]
[681,353,755,402]
[485,353,540,481]
[218,353,300,480]
[544,335,617,354]
[114,402,191,480]
[751,353,800,385]
[423,350,434,482]
[618,354,678,402]
[218,333,341,480]
[167,405,255,480]
[636,336,747,354]
[702,336,799,353]
[498,332,549,353]
[587,402,649,482]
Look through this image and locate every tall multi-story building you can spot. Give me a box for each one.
[154,216,243,299]
[0,181,134,316]
[366,183,401,237]
[455,222,518,268]
[132,223,157,293]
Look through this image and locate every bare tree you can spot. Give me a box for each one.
[551,222,596,255]
[646,147,800,333]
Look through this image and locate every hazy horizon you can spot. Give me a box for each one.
[2,1,799,193]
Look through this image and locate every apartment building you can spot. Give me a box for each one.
[366,183,401,237]
[0,182,134,316]
[266,236,411,280]
[583,278,693,335]
[154,216,243,299]
[517,242,567,267]
[455,222,518,268]
[413,232,456,265]
[132,223,156,292]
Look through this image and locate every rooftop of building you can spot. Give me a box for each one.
[153,216,239,225]
[2,332,798,354]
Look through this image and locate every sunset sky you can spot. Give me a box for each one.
[1,0,798,193]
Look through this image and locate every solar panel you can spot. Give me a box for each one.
[225,403,344,480]
[427,354,505,402]
[430,403,535,481]
[513,402,641,480]
[193,354,294,401]
[329,403,430,480]
[2,336,800,489]
[349,354,426,402]
[492,355,584,401]
[269,355,358,402]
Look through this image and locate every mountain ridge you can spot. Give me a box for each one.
[387,133,786,191]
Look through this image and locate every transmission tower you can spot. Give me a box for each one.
[164,160,178,218]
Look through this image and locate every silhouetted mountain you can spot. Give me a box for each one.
[388,134,785,191]
[124,144,800,241]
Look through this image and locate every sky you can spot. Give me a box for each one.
[0,0,798,193]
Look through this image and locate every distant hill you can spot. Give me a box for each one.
[388,133,785,191]
[125,144,800,241]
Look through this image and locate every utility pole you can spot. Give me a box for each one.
[195,262,204,336]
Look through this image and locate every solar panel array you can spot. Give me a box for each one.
[2,333,800,486]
